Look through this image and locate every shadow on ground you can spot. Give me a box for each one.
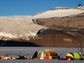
[0,40,40,47]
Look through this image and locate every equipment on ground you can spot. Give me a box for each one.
[32,51,38,59]
[16,55,26,59]
[1,55,11,60]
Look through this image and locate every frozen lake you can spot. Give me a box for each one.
[0,47,84,63]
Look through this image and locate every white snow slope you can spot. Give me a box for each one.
[32,9,84,19]
[0,16,46,39]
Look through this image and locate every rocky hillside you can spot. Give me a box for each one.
[31,5,84,48]
[0,5,84,48]
[35,14,84,29]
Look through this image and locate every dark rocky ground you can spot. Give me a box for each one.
[0,29,84,48]
[29,30,84,48]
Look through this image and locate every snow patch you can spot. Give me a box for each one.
[0,31,36,39]
[32,9,84,19]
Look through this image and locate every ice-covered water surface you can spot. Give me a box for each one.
[0,47,84,63]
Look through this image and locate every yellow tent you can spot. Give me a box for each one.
[66,53,82,59]
[38,49,58,59]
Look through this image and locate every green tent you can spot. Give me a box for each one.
[66,53,82,59]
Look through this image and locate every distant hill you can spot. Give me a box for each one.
[0,5,84,48]
[31,5,84,48]
[32,5,84,19]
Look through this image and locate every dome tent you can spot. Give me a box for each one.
[66,53,82,59]
[38,49,58,59]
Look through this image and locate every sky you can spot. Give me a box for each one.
[0,0,84,16]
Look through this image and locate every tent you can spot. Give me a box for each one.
[38,49,58,59]
[66,53,82,59]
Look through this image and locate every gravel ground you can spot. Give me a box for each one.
[0,47,84,63]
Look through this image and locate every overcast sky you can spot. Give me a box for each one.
[0,0,84,16]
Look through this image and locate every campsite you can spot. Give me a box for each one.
[0,47,84,63]
[0,0,84,63]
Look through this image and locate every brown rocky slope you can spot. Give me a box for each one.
[31,14,84,48]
